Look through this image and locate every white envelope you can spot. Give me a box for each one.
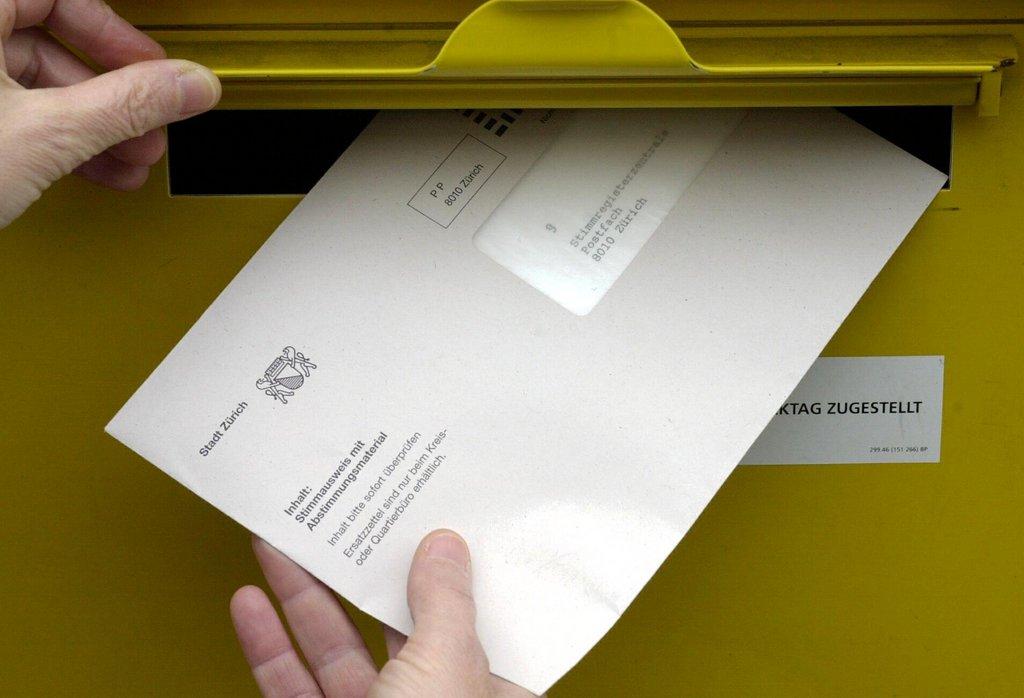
[107,108,945,694]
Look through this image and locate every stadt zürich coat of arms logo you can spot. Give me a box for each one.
[257,347,317,404]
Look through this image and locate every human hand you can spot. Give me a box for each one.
[231,530,542,698]
[0,0,221,228]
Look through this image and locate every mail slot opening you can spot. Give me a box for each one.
[166,107,952,196]
[167,109,378,196]
[839,106,952,188]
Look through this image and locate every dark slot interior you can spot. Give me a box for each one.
[838,106,952,187]
[168,110,377,196]
[167,107,952,196]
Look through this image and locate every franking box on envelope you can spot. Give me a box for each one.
[107,108,945,693]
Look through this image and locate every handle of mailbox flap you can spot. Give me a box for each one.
[430,0,698,77]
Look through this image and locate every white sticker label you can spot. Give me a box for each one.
[473,109,744,315]
[741,356,944,465]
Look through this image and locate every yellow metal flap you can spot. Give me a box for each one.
[686,35,1017,78]
[149,0,1018,112]
[433,0,695,76]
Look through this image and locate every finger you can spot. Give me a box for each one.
[381,624,407,659]
[56,57,220,129]
[22,59,218,177]
[230,585,324,698]
[47,0,166,68]
[105,128,166,166]
[73,150,148,190]
[0,0,165,67]
[405,530,487,668]
[253,537,378,697]
[4,26,94,88]
[4,29,168,166]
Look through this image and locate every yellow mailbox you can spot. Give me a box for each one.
[2,1,1021,695]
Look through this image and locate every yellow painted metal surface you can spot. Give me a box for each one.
[150,30,1015,81]
[149,27,1014,110]
[103,0,1024,25]
[143,0,1017,111]
[1,1,1022,696]
[151,4,1015,80]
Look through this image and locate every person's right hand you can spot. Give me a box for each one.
[231,530,542,698]
[0,0,221,228]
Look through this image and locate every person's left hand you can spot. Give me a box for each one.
[0,0,221,228]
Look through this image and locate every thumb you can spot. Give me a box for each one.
[404,530,490,683]
[28,59,220,178]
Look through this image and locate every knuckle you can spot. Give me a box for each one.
[307,642,361,674]
[409,567,475,618]
[114,78,161,138]
[95,3,119,41]
[91,69,179,142]
[435,582,476,614]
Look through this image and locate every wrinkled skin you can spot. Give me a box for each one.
[0,0,221,228]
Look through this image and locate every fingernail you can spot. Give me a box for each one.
[425,530,470,570]
[177,64,221,116]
